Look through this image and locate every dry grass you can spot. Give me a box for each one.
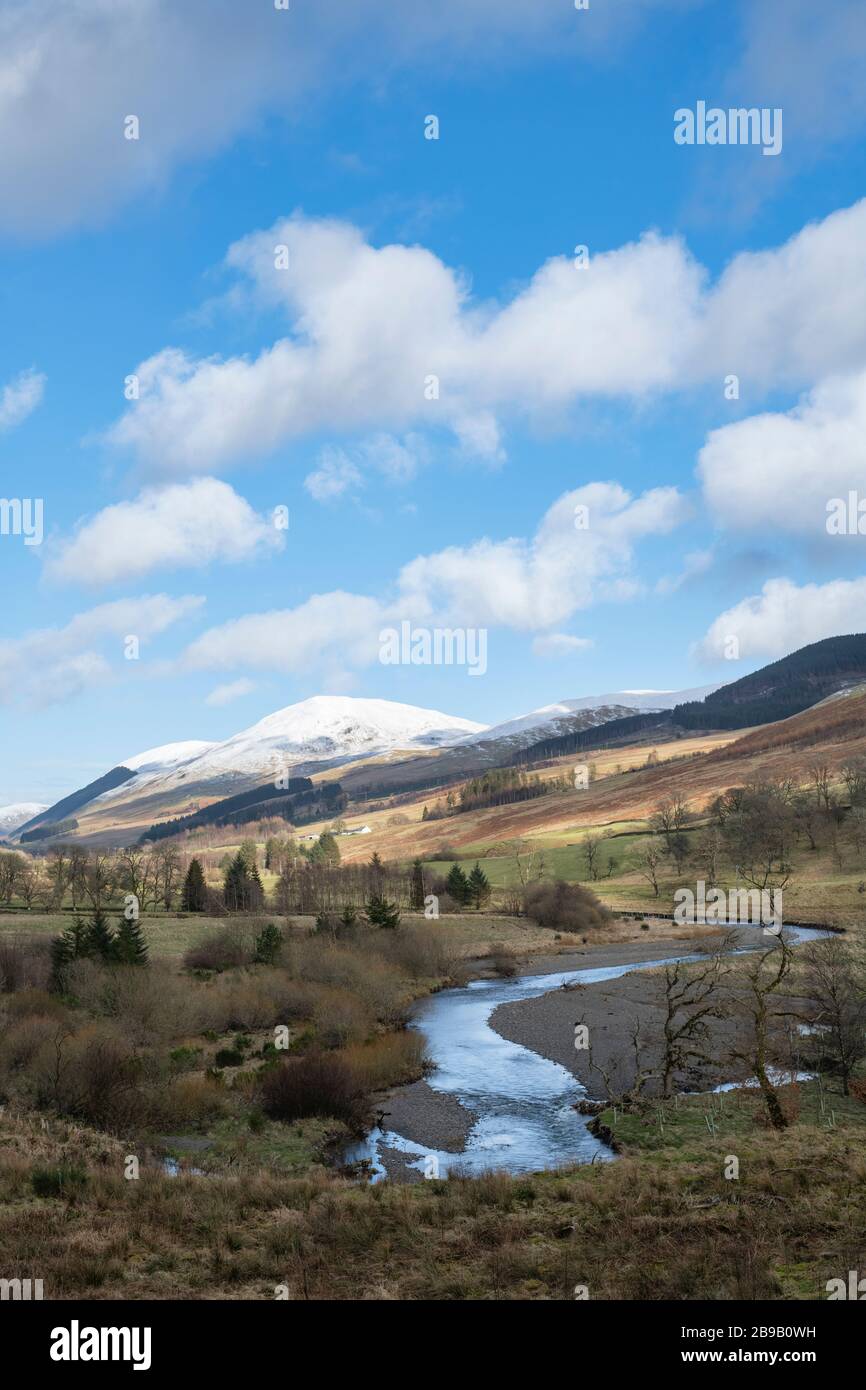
[0,1095,863,1300]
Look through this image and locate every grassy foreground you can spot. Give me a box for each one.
[1,1081,863,1300]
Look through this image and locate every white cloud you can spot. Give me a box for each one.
[181,482,686,678]
[105,201,866,475]
[0,595,203,707]
[0,369,45,431]
[46,478,283,586]
[531,633,594,658]
[0,0,665,236]
[656,547,715,595]
[205,678,256,707]
[304,433,427,502]
[699,370,866,537]
[304,450,364,503]
[396,483,690,629]
[184,592,385,680]
[695,577,866,663]
[699,202,866,388]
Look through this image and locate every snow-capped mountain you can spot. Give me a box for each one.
[467,685,721,747]
[156,696,486,782]
[123,741,218,774]
[89,696,487,812]
[20,687,722,844]
[0,803,49,835]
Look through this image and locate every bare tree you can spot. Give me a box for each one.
[808,761,833,813]
[728,937,797,1131]
[502,839,546,888]
[46,845,72,910]
[154,844,182,910]
[15,859,44,909]
[638,843,662,897]
[802,937,866,1096]
[69,847,90,912]
[841,758,866,807]
[657,953,730,1096]
[693,827,721,886]
[82,852,115,911]
[115,848,159,913]
[584,834,601,882]
[651,795,689,846]
[0,851,23,905]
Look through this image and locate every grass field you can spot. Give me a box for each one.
[0,910,598,961]
[1,1081,862,1300]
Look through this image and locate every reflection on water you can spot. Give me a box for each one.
[345,925,829,1182]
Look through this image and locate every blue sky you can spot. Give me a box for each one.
[3,0,866,804]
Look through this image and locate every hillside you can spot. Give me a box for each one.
[513,633,866,766]
[323,691,866,868]
[673,632,866,729]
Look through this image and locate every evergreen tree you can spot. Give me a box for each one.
[446,863,470,906]
[410,858,425,910]
[253,922,283,965]
[340,904,359,929]
[310,830,340,865]
[275,866,295,915]
[85,908,116,961]
[238,839,259,871]
[249,863,265,911]
[50,917,90,992]
[467,862,491,910]
[113,914,149,965]
[181,858,207,912]
[369,851,384,873]
[224,852,252,911]
[365,892,401,929]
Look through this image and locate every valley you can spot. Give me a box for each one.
[1,634,865,1305]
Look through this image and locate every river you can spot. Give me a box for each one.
[343,924,829,1182]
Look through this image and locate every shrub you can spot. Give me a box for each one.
[0,937,52,993]
[523,880,613,934]
[371,922,460,981]
[184,924,255,972]
[253,923,283,965]
[31,1164,88,1199]
[168,1046,202,1072]
[152,1074,227,1129]
[214,1048,245,1068]
[260,1052,363,1127]
[488,946,517,977]
[202,971,315,1032]
[0,1014,61,1078]
[312,987,373,1048]
[2,988,67,1021]
[341,1032,426,1091]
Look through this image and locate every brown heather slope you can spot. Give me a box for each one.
[331,693,866,861]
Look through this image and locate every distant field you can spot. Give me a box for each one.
[0,909,594,961]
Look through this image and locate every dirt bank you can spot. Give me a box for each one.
[491,931,809,1099]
